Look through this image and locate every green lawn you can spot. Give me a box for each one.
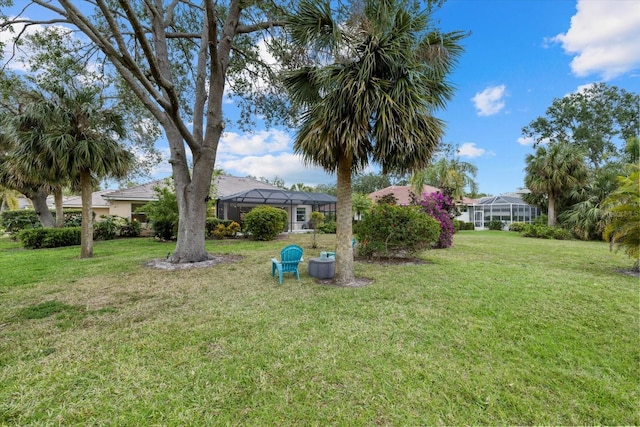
[0,231,638,425]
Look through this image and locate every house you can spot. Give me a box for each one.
[56,175,336,232]
[468,192,541,230]
[60,190,113,218]
[368,185,477,222]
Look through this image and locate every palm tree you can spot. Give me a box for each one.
[11,87,133,258]
[602,165,640,271]
[524,142,588,227]
[410,156,478,200]
[284,0,464,284]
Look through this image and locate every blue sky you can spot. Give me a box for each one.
[215,0,640,195]
[3,1,640,195]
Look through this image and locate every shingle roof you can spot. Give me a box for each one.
[101,176,281,202]
[62,190,113,208]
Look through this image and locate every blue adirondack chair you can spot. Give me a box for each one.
[271,245,304,284]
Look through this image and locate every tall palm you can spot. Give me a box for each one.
[284,0,464,284]
[603,165,640,271]
[410,156,478,200]
[524,142,588,226]
[11,87,133,258]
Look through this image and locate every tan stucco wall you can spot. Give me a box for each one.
[108,201,133,219]
[92,208,111,218]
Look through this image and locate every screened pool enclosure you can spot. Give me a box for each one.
[468,193,541,229]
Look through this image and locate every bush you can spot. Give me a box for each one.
[152,219,176,241]
[488,220,504,231]
[521,224,573,240]
[453,220,474,232]
[210,221,240,239]
[60,210,83,227]
[206,218,237,238]
[94,216,118,240]
[18,227,81,249]
[1,210,40,233]
[243,206,287,241]
[418,192,456,248]
[118,218,141,237]
[509,222,528,232]
[139,186,179,240]
[355,204,440,258]
[319,220,336,234]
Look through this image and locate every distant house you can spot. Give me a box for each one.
[61,190,113,218]
[367,185,477,222]
[49,175,336,232]
[468,192,541,230]
[367,185,541,229]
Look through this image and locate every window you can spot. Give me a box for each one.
[296,207,306,222]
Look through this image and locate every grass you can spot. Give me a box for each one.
[0,231,638,425]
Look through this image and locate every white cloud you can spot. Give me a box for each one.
[517,136,550,146]
[219,129,291,156]
[471,85,507,116]
[517,137,534,146]
[219,152,332,187]
[457,142,486,158]
[551,0,640,80]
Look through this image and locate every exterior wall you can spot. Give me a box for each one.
[92,207,111,218]
[108,201,134,219]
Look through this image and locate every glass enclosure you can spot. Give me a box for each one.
[469,194,541,229]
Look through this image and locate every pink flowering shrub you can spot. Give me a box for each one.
[419,192,456,248]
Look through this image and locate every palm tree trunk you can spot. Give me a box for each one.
[80,171,94,259]
[335,154,355,284]
[54,187,64,228]
[29,188,55,228]
[548,194,556,227]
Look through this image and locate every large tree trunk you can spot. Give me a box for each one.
[166,124,217,263]
[29,188,55,228]
[80,171,93,259]
[335,154,355,284]
[548,194,556,227]
[54,187,64,228]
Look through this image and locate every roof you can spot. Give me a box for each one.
[102,176,281,202]
[368,185,477,206]
[474,194,528,205]
[62,190,113,208]
[102,180,168,202]
[219,188,337,205]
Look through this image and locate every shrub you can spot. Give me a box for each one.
[465,222,475,230]
[418,192,456,248]
[509,222,528,232]
[210,221,240,239]
[94,216,118,240]
[118,218,141,237]
[206,218,237,238]
[18,227,81,249]
[139,186,179,240]
[319,220,336,234]
[60,210,83,227]
[243,206,287,241]
[1,210,40,233]
[521,224,573,240]
[488,220,504,231]
[152,219,176,241]
[355,204,440,258]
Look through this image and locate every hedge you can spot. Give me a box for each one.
[17,227,82,249]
